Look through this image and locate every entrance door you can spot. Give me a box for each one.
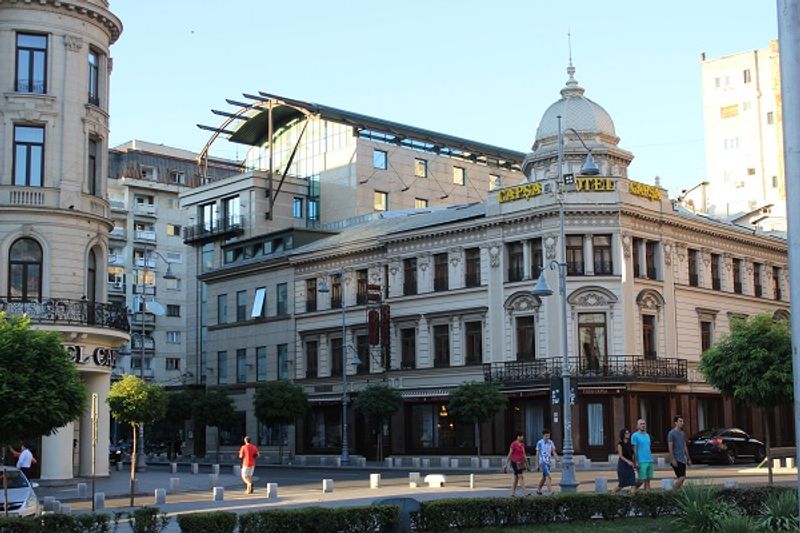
[583,398,611,461]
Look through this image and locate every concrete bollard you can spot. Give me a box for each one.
[470,457,479,469]
[595,477,608,492]
[322,479,334,493]
[320,457,328,466]
[370,473,381,489]
[481,458,490,470]
[52,500,61,513]
[60,504,71,514]
[209,473,218,487]
[169,477,180,492]
[170,462,177,474]
[773,458,782,470]
[440,456,449,468]
[43,496,55,512]
[421,458,430,468]
[267,482,278,499]
[657,457,666,468]
[787,457,795,469]
[424,474,446,488]
[116,461,123,471]
[412,457,421,468]
[723,480,738,489]
[584,458,592,469]
[212,464,220,475]
[450,458,459,469]
[77,482,88,498]
[335,457,342,467]
[358,457,367,468]
[93,493,105,511]
[191,463,199,475]
[297,455,306,465]
[469,473,475,489]
[233,465,241,477]
[661,478,674,491]
[213,486,224,501]
[384,457,392,467]
[154,488,166,505]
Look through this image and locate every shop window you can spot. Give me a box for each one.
[306,407,342,450]
[258,421,288,447]
[219,411,246,446]
[409,403,474,452]
[638,396,667,445]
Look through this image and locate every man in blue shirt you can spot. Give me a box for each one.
[631,418,653,489]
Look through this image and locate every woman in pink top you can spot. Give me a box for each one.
[504,431,530,496]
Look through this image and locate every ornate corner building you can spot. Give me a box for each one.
[0,0,127,479]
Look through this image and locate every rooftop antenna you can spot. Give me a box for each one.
[568,28,573,68]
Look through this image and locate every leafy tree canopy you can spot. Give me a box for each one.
[448,381,507,424]
[354,384,402,422]
[254,381,308,425]
[107,374,168,426]
[700,313,793,408]
[0,313,87,444]
[193,389,235,429]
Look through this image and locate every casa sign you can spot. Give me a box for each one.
[65,345,117,367]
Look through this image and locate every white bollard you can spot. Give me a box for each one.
[191,463,199,475]
[52,501,61,513]
[584,458,592,469]
[481,458,490,470]
[773,458,782,470]
[450,458,459,469]
[60,504,71,514]
[77,482,88,498]
[787,457,794,469]
[470,457,479,469]
[209,473,218,487]
[661,478,674,491]
[116,461,123,471]
[424,474,447,488]
[154,488,166,505]
[409,472,421,482]
[43,496,55,512]
[169,477,180,492]
[233,465,241,477]
[213,486,224,501]
[440,456,449,467]
[657,457,666,468]
[422,458,430,468]
[320,457,328,466]
[412,457,421,468]
[723,480,738,489]
[297,455,307,465]
[212,464,220,475]
[469,473,475,489]
[266,482,278,499]
[322,479,334,493]
[170,463,177,474]
[93,493,105,510]
[384,457,392,467]
[370,473,381,489]
[358,457,367,467]
[595,477,608,492]
[335,457,342,467]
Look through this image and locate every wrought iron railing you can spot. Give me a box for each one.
[183,215,245,244]
[689,273,699,287]
[593,261,614,275]
[566,261,584,276]
[0,298,129,333]
[483,355,688,385]
[16,79,46,94]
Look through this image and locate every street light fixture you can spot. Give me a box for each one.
[531,115,599,493]
[317,271,350,466]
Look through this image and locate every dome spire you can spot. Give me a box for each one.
[562,30,585,98]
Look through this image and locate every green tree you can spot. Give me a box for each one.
[0,313,87,515]
[107,375,168,506]
[354,384,402,462]
[193,389,235,458]
[149,391,193,459]
[448,381,507,457]
[700,312,792,484]
[254,381,308,462]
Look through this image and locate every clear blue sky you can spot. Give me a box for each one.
[108,0,778,196]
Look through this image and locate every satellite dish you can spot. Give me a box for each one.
[146,300,165,316]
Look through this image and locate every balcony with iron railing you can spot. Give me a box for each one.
[593,261,613,275]
[107,281,126,293]
[183,215,245,244]
[109,227,126,240]
[566,261,584,276]
[483,355,688,385]
[0,298,129,333]
[133,203,157,216]
[134,229,157,242]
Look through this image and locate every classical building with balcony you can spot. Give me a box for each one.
[0,0,128,480]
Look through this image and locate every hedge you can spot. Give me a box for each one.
[238,505,400,533]
[0,513,112,533]
[176,511,237,533]
[411,486,796,531]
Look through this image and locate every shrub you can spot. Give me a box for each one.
[41,513,112,533]
[130,506,170,533]
[717,485,794,515]
[713,513,759,533]
[177,511,237,533]
[756,489,799,531]
[238,505,399,533]
[0,516,38,533]
[629,490,678,518]
[673,483,736,532]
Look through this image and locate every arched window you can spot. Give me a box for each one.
[87,248,97,302]
[9,238,43,301]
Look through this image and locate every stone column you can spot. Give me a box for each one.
[79,372,110,477]
[522,240,532,281]
[40,422,75,480]
[584,235,594,276]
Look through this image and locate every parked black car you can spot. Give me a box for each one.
[108,444,124,465]
[688,428,766,465]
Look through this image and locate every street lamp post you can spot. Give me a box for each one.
[531,115,600,493]
[318,271,350,466]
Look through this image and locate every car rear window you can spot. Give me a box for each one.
[692,429,715,438]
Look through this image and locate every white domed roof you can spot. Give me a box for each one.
[534,64,616,141]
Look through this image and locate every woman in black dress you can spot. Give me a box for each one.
[613,428,638,492]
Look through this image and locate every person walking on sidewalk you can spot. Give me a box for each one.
[504,431,530,496]
[631,418,654,490]
[613,428,639,493]
[534,429,559,495]
[238,436,259,494]
[668,415,691,489]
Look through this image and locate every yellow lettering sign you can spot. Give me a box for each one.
[497,182,543,203]
[629,181,661,201]
[576,177,616,192]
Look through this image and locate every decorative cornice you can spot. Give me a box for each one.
[1,0,124,44]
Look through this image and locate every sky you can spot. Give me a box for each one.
[107,1,778,197]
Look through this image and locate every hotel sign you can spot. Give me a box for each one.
[575,177,615,192]
[65,345,118,367]
[498,177,662,204]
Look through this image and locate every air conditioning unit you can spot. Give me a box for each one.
[113,280,123,289]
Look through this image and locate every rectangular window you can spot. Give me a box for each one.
[88,48,99,105]
[767,111,775,125]
[434,253,448,291]
[465,248,481,287]
[507,242,524,282]
[306,341,318,378]
[516,316,535,361]
[743,69,751,83]
[237,348,247,383]
[331,273,342,309]
[166,224,182,236]
[166,331,181,344]
[293,197,303,218]
[251,287,266,318]
[489,174,501,190]
[373,149,387,170]
[305,278,317,312]
[753,262,763,297]
[201,202,218,230]
[700,321,713,353]
[642,315,656,358]
[566,235,584,275]
[592,234,613,275]
[308,199,319,221]
[433,324,450,368]
[217,351,228,384]
[632,238,643,277]
[688,249,699,287]
[166,358,180,371]
[403,258,417,295]
[721,104,739,118]
[772,175,779,188]
[414,158,427,178]
[530,238,543,278]
[217,294,228,323]
[374,191,388,211]
[256,346,267,382]
[773,266,782,300]
[16,33,47,93]
[169,170,185,184]
[87,137,98,196]
[414,198,428,209]
[356,335,369,375]
[645,241,658,279]
[579,312,607,371]
[236,290,247,321]
[276,283,288,315]
[711,254,721,290]
[277,344,288,380]
[464,321,482,365]
[453,166,465,186]
[330,338,343,377]
[356,269,368,305]
[732,258,743,294]
[400,328,416,370]
[166,304,181,317]
[747,167,756,176]
[13,125,45,187]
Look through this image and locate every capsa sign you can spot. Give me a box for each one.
[498,182,543,203]
[628,181,661,201]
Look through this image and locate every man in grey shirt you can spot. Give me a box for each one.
[668,415,691,489]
